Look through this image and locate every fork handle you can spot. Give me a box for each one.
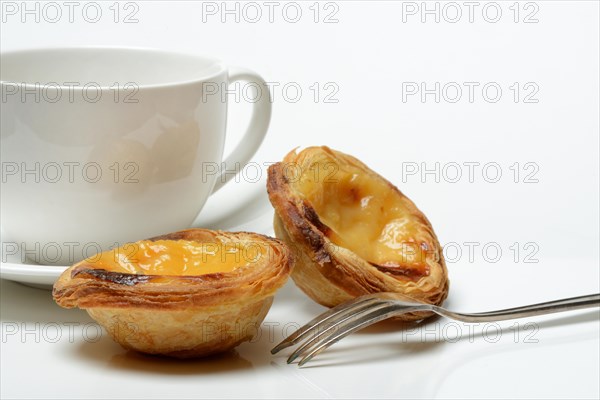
[437,294,600,323]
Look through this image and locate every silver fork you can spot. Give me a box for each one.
[271,293,600,367]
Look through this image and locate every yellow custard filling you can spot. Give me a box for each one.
[296,156,431,274]
[88,239,266,276]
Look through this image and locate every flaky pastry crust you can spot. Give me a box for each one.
[267,147,448,321]
[53,229,293,357]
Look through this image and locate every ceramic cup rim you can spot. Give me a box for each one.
[0,46,228,90]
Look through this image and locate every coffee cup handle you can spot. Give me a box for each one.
[211,67,272,193]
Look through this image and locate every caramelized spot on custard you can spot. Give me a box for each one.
[72,268,151,285]
[295,155,431,279]
[87,240,266,276]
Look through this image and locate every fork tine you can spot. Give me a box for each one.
[296,304,408,367]
[286,300,394,364]
[271,294,385,354]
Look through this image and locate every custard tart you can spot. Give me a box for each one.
[267,146,448,320]
[53,229,293,358]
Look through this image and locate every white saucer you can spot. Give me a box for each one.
[1,183,275,289]
[0,261,67,287]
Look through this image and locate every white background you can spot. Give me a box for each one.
[1,1,599,399]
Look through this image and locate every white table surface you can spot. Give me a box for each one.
[1,1,599,399]
[1,256,599,399]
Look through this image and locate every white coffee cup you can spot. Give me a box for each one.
[0,47,272,266]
